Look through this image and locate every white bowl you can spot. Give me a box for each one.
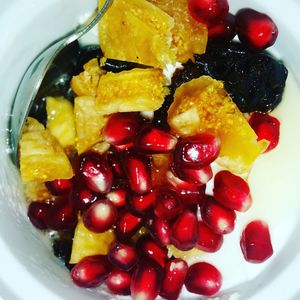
[0,0,300,299]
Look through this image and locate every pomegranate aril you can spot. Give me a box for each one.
[214,170,252,212]
[147,216,171,247]
[83,199,117,233]
[46,178,73,196]
[27,201,52,230]
[249,112,280,152]
[196,220,224,252]
[71,255,112,288]
[170,210,198,251]
[78,152,113,194]
[106,269,132,295]
[160,258,188,300]
[185,262,222,296]
[153,186,182,220]
[138,235,167,268]
[235,8,278,50]
[45,197,77,230]
[127,189,156,217]
[72,186,98,211]
[134,126,177,154]
[201,196,236,234]
[115,211,143,240]
[108,242,139,271]
[107,188,127,208]
[107,151,124,177]
[123,153,152,195]
[208,12,236,43]
[240,220,273,263]
[103,112,141,145]
[174,164,213,185]
[188,0,229,25]
[131,259,163,300]
[174,133,220,168]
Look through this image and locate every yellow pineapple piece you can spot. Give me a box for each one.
[96,68,168,114]
[98,0,176,68]
[74,96,107,154]
[149,0,208,62]
[46,96,76,148]
[24,181,52,202]
[151,153,172,186]
[167,245,203,261]
[168,76,268,174]
[71,58,105,97]
[20,117,74,183]
[70,218,115,264]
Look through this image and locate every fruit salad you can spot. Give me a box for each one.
[18,0,288,299]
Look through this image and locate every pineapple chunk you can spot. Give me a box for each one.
[167,245,203,261]
[20,117,74,183]
[71,58,105,97]
[96,68,168,114]
[24,181,52,202]
[46,96,76,148]
[74,96,107,154]
[70,218,115,264]
[168,76,268,174]
[148,0,208,62]
[98,0,176,68]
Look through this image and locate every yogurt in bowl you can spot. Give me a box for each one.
[1,0,300,299]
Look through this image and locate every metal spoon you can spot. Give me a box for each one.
[8,0,113,164]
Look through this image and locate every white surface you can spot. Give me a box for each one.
[0,0,300,299]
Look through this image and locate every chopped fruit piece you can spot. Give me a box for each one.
[70,218,115,264]
[96,68,168,115]
[127,190,156,217]
[19,117,74,183]
[89,141,110,155]
[46,178,73,196]
[147,217,171,247]
[151,153,172,186]
[167,245,203,261]
[24,182,52,202]
[214,170,252,212]
[168,76,268,174]
[106,269,132,295]
[240,220,273,263]
[27,201,52,230]
[71,58,105,97]
[72,186,98,211]
[160,258,188,300]
[149,0,208,62]
[249,112,280,152]
[185,262,222,296]
[98,0,176,68]
[236,8,278,50]
[74,96,107,154]
[71,255,112,288]
[46,96,76,148]
[174,164,213,185]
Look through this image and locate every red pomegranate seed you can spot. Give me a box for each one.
[45,197,77,230]
[134,126,177,154]
[138,236,168,268]
[160,258,188,300]
[72,186,98,211]
[46,178,73,196]
[127,189,156,217]
[196,220,224,252]
[188,0,229,25]
[107,188,127,208]
[27,201,53,230]
[131,259,163,300]
[115,211,143,240]
[108,242,139,271]
[107,151,124,177]
[106,269,132,295]
[174,133,220,168]
[147,217,171,247]
[249,112,280,152]
[102,112,141,146]
[166,170,206,205]
[78,152,113,194]
[185,262,222,296]
[214,170,252,212]
[123,153,152,195]
[174,164,213,185]
[208,13,236,43]
[153,186,182,220]
[235,8,278,50]
[71,255,112,288]
[240,220,273,263]
[83,199,117,233]
[170,210,198,251]
[201,196,236,234]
